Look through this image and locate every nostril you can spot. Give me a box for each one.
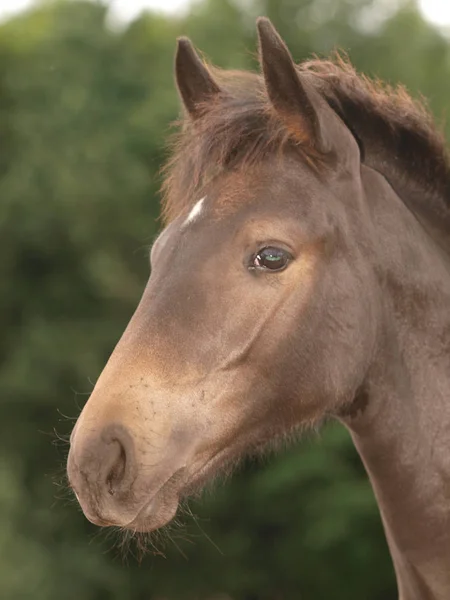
[67,422,136,516]
[105,440,127,496]
[100,424,136,497]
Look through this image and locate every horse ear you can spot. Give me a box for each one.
[256,18,329,152]
[175,37,221,120]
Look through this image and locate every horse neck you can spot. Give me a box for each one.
[342,166,450,600]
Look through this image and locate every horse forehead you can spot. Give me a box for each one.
[179,163,319,228]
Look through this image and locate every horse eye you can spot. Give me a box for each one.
[252,247,292,272]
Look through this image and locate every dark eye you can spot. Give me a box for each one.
[251,246,292,272]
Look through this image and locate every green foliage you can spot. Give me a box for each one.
[1,0,449,598]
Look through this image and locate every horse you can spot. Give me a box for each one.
[67,18,450,599]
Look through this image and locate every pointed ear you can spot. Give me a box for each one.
[175,37,222,120]
[256,18,331,152]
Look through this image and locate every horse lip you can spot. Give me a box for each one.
[122,447,233,531]
[69,483,110,526]
[123,466,187,529]
[121,453,220,530]
[85,512,116,527]
[72,488,117,527]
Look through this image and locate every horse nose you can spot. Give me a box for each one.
[67,423,137,525]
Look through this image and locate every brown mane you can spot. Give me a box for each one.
[162,54,450,226]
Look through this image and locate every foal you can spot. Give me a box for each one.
[67,18,450,600]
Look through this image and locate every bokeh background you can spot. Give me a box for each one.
[1,0,449,598]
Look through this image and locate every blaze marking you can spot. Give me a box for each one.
[184,197,205,225]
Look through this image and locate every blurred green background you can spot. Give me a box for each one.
[1,0,449,598]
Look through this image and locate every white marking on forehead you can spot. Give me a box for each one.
[184,197,206,225]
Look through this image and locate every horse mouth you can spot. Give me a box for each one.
[124,489,180,533]
[123,447,233,533]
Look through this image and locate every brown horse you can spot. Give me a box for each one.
[67,18,450,600]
